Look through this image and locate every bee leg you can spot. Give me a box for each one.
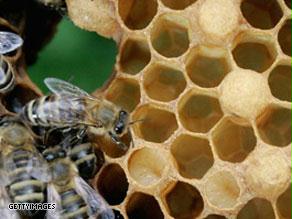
[76,126,87,140]
[108,132,128,151]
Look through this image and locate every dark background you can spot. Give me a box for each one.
[28,18,117,94]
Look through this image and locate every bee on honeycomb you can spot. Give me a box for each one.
[0,0,291,218]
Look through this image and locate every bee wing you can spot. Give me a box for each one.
[46,184,62,219]
[0,31,23,55]
[44,77,94,99]
[74,176,115,219]
[27,153,51,182]
[0,186,20,219]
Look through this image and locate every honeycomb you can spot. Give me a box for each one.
[0,0,291,218]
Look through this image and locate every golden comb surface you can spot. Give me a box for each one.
[0,0,291,218]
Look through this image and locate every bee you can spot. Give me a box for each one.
[0,31,23,94]
[20,77,132,150]
[47,128,102,180]
[0,116,47,217]
[42,145,114,219]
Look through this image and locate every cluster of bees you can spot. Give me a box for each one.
[0,31,132,219]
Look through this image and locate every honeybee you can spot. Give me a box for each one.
[42,145,114,219]
[0,31,23,94]
[46,128,102,180]
[0,116,47,217]
[20,77,131,150]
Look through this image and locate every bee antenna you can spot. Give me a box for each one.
[129,119,145,125]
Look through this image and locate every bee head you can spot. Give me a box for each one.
[113,110,129,136]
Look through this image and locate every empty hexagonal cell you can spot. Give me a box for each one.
[126,192,164,219]
[204,215,227,219]
[151,14,190,58]
[212,118,257,163]
[232,38,276,73]
[143,63,186,102]
[118,0,158,30]
[276,184,291,219]
[128,147,167,186]
[105,78,140,112]
[163,181,204,219]
[97,164,129,205]
[205,171,240,209]
[268,65,291,102]
[284,0,291,9]
[120,38,151,75]
[241,0,283,29]
[257,107,291,147]
[171,134,214,179]
[186,46,231,88]
[278,20,291,57]
[161,0,197,10]
[178,93,223,133]
[237,198,275,219]
[132,105,178,143]
[2,84,39,113]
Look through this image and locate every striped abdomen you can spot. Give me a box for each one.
[21,95,86,127]
[0,56,15,94]
[7,149,45,216]
[69,143,97,180]
[60,188,89,219]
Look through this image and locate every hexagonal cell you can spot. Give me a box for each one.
[237,198,275,219]
[160,0,197,10]
[118,0,158,30]
[171,134,214,179]
[120,38,151,75]
[232,38,276,73]
[212,118,257,163]
[256,107,291,147]
[143,63,186,102]
[278,19,291,57]
[241,0,283,29]
[205,171,240,209]
[126,192,164,219]
[105,78,140,112]
[186,46,231,88]
[97,164,129,205]
[178,93,223,133]
[151,14,190,58]
[268,65,291,102]
[128,147,167,186]
[2,84,39,113]
[204,215,227,219]
[94,131,131,158]
[132,105,178,143]
[163,181,204,219]
[284,0,291,9]
[276,184,291,219]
